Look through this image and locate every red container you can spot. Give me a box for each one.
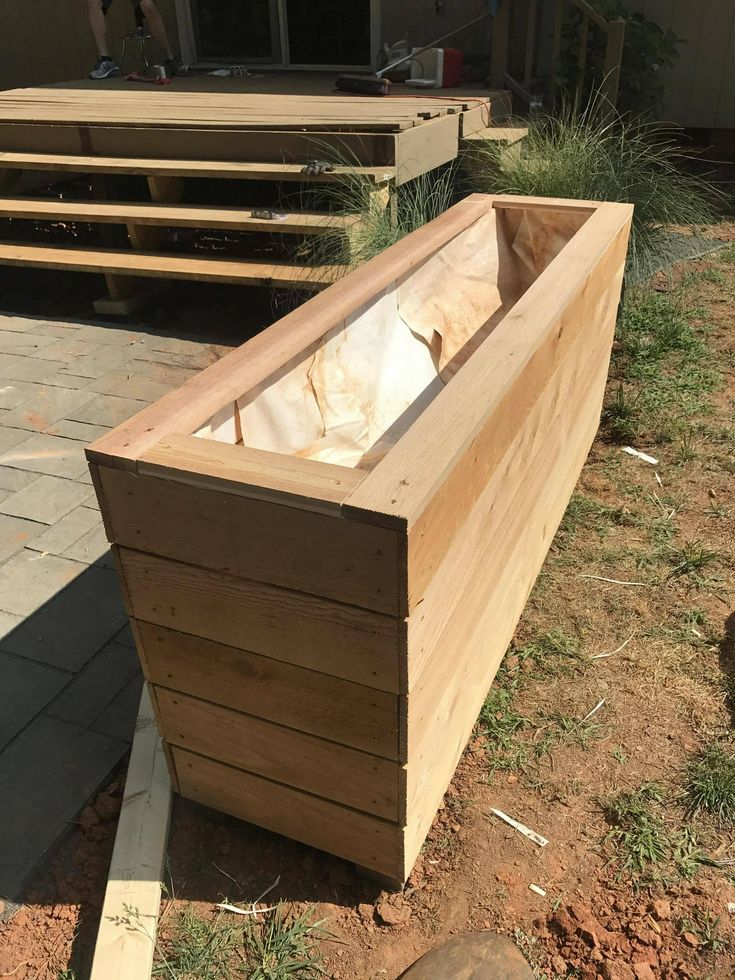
[442,47,464,87]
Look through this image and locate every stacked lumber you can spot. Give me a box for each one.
[87,194,632,885]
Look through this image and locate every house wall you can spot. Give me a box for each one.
[0,0,179,91]
[625,0,735,129]
[380,0,493,56]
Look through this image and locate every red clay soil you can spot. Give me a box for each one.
[2,242,734,980]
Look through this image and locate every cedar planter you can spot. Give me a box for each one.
[88,194,632,886]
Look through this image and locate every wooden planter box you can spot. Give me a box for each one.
[88,194,632,886]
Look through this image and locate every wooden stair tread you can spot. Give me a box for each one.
[0,241,341,288]
[0,197,359,233]
[0,152,395,184]
[461,127,528,144]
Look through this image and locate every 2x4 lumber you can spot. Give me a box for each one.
[461,126,528,144]
[136,621,399,758]
[89,688,171,980]
[95,460,398,614]
[394,114,459,185]
[136,434,364,513]
[0,152,395,184]
[342,202,633,607]
[86,195,491,471]
[173,748,402,881]
[0,242,341,289]
[116,546,400,693]
[0,197,360,233]
[155,688,399,820]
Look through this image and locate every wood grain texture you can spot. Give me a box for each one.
[156,688,399,820]
[0,242,340,288]
[136,621,399,758]
[86,195,492,469]
[174,748,403,881]
[117,547,400,693]
[89,688,171,980]
[343,202,633,611]
[404,352,614,874]
[96,462,398,614]
[136,434,364,513]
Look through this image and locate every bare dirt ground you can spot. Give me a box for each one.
[1,234,734,980]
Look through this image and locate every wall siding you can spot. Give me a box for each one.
[627,0,735,128]
[0,0,179,91]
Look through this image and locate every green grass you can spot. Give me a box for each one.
[601,783,704,885]
[685,744,735,825]
[464,95,717,279]
[680,908,730,952]
[665,540,724,582]
[603,288,720,445]
[295,164,457,276]
[479,633,594,777]
[155,905,329,980]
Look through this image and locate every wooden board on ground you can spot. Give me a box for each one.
[89,688,171,980]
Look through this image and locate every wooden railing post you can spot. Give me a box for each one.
[490,0,510,90]
[549,0,566,108]
[601,18,626,116]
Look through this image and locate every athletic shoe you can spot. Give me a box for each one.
[164,57,188,77]
[89,57,121,79]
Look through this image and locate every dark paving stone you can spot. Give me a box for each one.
[46,640,140,728]
[0,563,127,672]
[0,716,126,901]
[92,674,144,742]
[0,651,70,751]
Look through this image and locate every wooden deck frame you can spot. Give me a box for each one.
[88,194,632,885]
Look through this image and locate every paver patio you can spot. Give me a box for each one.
[0,310,230,907]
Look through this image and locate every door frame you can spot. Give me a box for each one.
[175,0,381,70]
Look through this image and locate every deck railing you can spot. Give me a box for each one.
[491,0,626,117]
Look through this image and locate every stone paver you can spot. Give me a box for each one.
[0,558,127,670]
[0,716,126,901]
[0,513,43,563]
[0,474,91,524]
[0,310,234,902]
[0,651,69,751]
[46,639,139,728]
[0,431,89,479]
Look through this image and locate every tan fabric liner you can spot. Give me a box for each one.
[195,206,588,470]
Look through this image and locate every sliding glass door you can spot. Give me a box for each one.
[185,0,373,67]
[190,0,281,63]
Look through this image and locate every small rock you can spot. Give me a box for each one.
[505,656,520,671]
[682,931,699,948]
[651,899,671,921]
[633,966,655,980]
[357,903,374,923]
[376,899,411,927]
[602,961,636,980]
[94,792,120,823]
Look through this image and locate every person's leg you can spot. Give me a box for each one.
[87,0,112,58]
[138,0,175,60]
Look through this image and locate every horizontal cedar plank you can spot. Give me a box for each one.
[135,434,364,513]
[96,463,398,615]
[0,152,393,183]
[117,547,400,693]
[136,621,399,758]
[343,203,632,607]
[85,195,493,469]
[0,242,340,288]
[0,197,359,233]
[406,271,623,681]
[404,346,614,873]
[156,688,398,821]
[174,747,403,881]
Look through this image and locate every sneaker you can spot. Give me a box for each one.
[89,57,121,80]
[164,57,188,77]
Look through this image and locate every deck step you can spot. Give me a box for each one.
[0,152,395,184]
[0,197,359,234]
[0,241,341,289]
[461,126,528,145]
